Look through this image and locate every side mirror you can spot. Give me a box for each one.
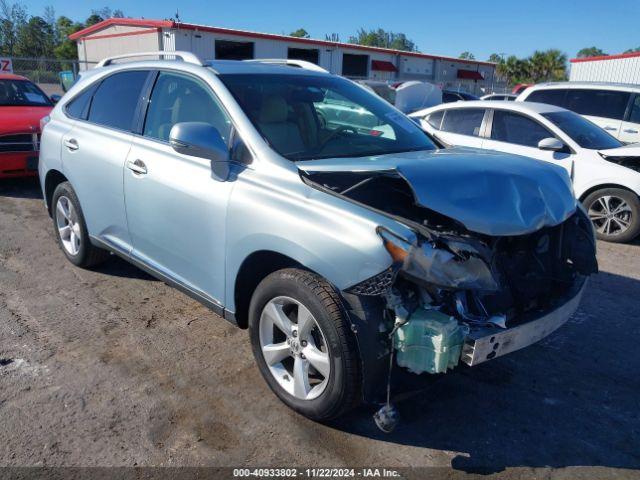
[50,94,62,104]
[538,137,565,152]
[170,122,230,181]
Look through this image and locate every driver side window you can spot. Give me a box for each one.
[490,110,554,147]
[143,71,231,143]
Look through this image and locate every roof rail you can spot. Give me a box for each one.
[243,59,328,73]
[96,51,204,68]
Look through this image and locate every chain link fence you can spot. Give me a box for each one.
[10,57,96,96]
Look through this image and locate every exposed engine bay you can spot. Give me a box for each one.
[301,167,598,375]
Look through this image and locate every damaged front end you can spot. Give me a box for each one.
[300,151,598,406]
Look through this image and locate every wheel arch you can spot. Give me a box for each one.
[233,250,305,329]
[44,169,69,216]
[578,183,640,203]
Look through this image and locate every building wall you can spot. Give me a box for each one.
[570,56,640,85]
[78,25,161,68]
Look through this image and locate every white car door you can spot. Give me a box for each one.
[481,109,573,178]
[428,107,486,149]
[619,94,640,144]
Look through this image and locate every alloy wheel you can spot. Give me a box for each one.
[55,196,82,255]
[588,195,632,237]
[259,296,331,401]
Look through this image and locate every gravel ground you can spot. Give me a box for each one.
[0,177,639,479]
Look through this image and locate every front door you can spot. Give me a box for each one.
[482,109,573,177]
[123,70,234,304]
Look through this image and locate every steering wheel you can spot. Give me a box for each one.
[316,125,358,152]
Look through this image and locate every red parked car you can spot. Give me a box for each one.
[0,73,55,178]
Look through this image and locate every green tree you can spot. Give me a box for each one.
[487,53,502,63]
[528,49,567,82]
[54,16,83,59]
[325,33,340,42]
[459,51,475,60]
[624,47,640,53]
[85,14,103,27]
[348,28,417,52]
[0,0,27,55]
[15,15,54,57]
[289,28,309,38]
[577,47,606,58]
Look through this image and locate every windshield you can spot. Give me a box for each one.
[542,110,622,150]
[0,79,52,107]
[219,73,436,160]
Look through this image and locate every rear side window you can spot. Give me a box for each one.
[525,89,567,107]
[143,71,232,143]
[490,110,554,147]
[441,108,485,136]
[629,95,640,124]
[565,89,630,120]
[65,84,97,120]
[426,110,444,129]
[88,71,150,131]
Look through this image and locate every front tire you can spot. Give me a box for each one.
[583,188,640,243]
[249,269,361,421]
[52,182,109,268]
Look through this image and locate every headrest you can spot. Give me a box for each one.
[259,95,288,124]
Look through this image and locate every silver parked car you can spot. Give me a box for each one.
[39,53,597,422]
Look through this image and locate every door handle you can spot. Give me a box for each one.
[126,159,147,175]
[604,126,617,131]
[64,138,79,151]
[623,128,639,134]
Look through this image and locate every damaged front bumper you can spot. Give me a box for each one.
[461,277,587,366]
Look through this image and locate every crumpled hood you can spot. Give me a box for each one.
[298,148,577,236]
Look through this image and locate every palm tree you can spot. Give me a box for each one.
[528,49,567,82]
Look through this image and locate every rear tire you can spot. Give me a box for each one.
[52,182,109,268]
[583,188,640,243]
[248,268,361,420]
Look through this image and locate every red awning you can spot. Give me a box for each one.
[457,69,484,80]
[371,60,398,72]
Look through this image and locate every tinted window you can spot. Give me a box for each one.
[65,84,97,120]
[143,71,231,143]
[543,111,622,150]
[88,71,149,131]
[0,79,52,106]
[565,89,630,120]
[491,110,554,147]
[629,95,640,124]
[426,110,444,129]
[441,108,485,136]
[525,89,567,107]
[442,91,461,103]
[220,73,435,161]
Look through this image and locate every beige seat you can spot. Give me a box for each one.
[257,95,305,154]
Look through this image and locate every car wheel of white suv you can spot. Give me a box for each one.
[584,188,640,243]
[52,182,110,268]
[249,268,361,420]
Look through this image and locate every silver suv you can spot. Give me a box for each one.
[39,52,597,422]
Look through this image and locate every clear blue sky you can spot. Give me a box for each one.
[25,0,640,60]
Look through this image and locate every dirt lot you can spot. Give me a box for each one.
[0,177,639,478]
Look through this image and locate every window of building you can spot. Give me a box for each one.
[87,70,150,131]
[215,40,254,60]
[342,53,369,77]
[287,47,319,65]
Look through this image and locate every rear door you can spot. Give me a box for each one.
[60,70,152,252]
[565,89,630,139]
[481,109,573,177]
[620,94,640,144]
[435,107,487,148]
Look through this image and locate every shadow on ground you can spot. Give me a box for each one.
[0,177,43,199]
[329,270,640,473]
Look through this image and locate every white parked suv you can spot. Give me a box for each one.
[517,82,640,144]
[411,101,640,242]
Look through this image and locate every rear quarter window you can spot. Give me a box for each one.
[426,110,444,129]
[65,84,98,120]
